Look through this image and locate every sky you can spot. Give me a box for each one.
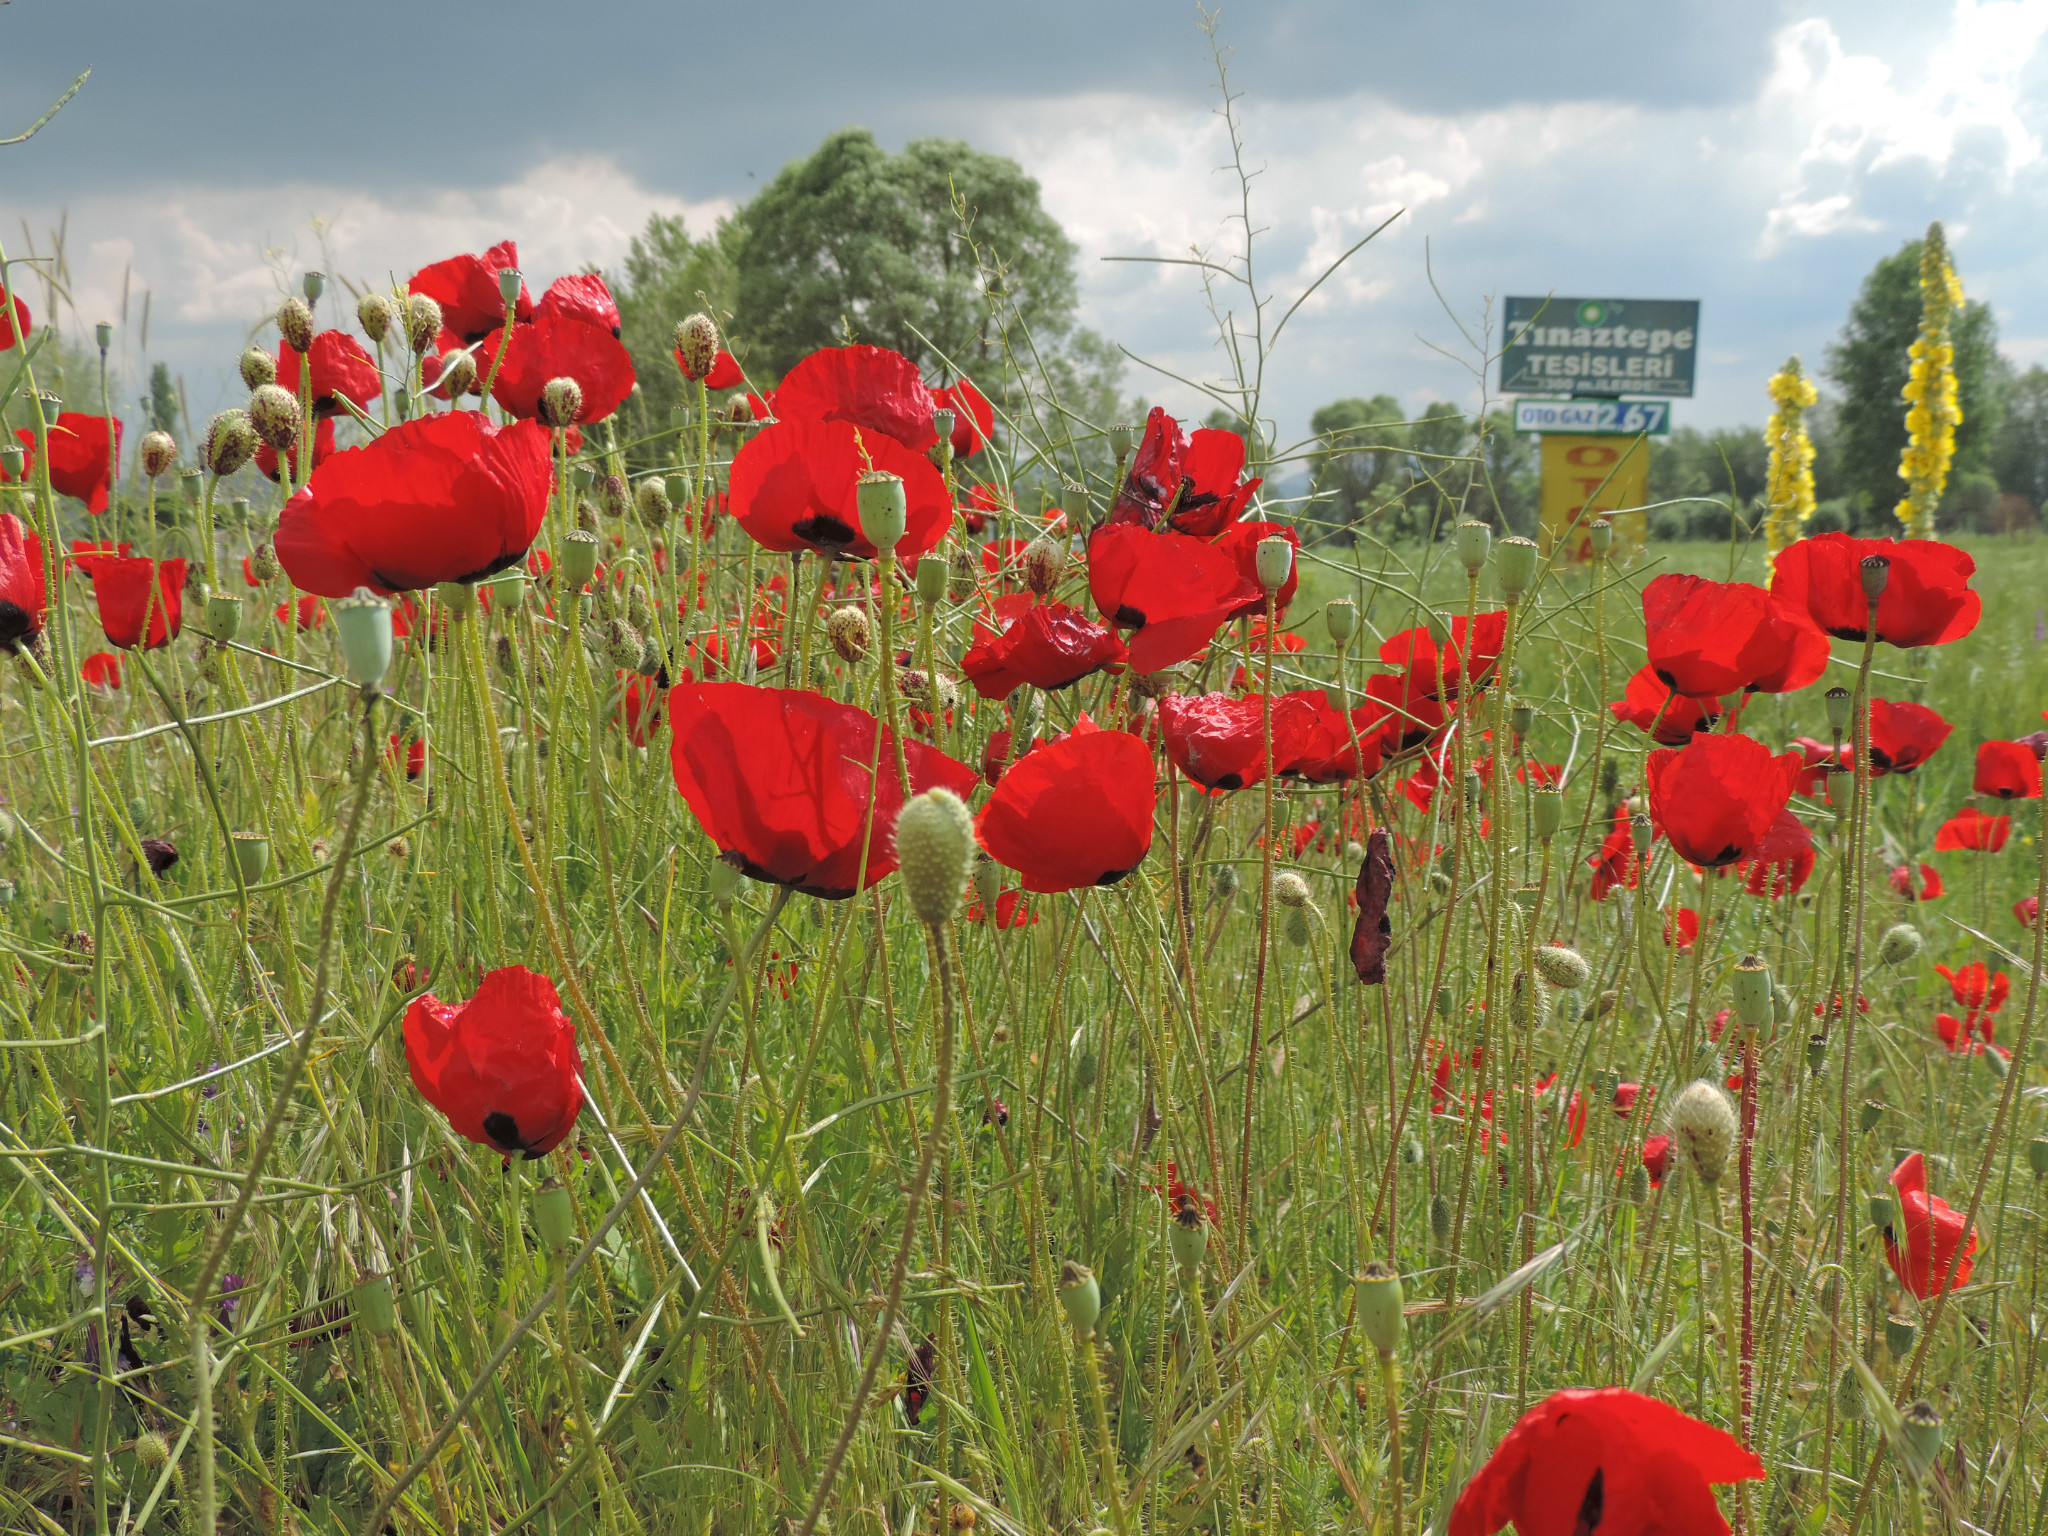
[7,0,2048,454]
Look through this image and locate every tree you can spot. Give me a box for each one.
[612,214,740,426]
[1826,237,2001,529]
[1991,365,2048,508]
[1306,396,1409,539]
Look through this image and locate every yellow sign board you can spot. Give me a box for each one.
[1537,433,1651,559]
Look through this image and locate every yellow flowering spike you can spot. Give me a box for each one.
[1763,355,1819,561]
[1895,221,1963,539]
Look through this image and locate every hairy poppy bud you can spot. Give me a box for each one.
[1530,787,1563,840]
[1058,1260,1101,1336]
[1877,924,1921,966]
[239,346,277,392]
[1588,517,1614,556]
[140,430,177,479]
[916,555,947,606]
[1272,871,1310,909]
[939,546,971,604]
[827,606,871,664]
[538,376,583,430]
[575,499,600,535]
[1283,904,1312,947]
[950,1504,977,1531]
[242,543,280,588]
[1212,863,1239,901]
[1834,1364,1865,1421]
[1886,1314,1918,1361]
[1355,1262,1404,1358]
[1023,534,1065,596]
[135,1430,171,1468]
[1107,422,1135,462]
[1455,520,1491,574]
[1629,1163,1652,1204]
[634,478,671,529]
[896,787,974,927]
[1429,1192,1454,1240]
[673,313,718,381]
[1670,1079,1735,1186]
[404,293,443,355]
[1859,554,1890,603]
[591,473,626,521]
[602,618,645,672]
[708,858,742,908]
[358,292,393,344]
[1731,954,1773,1032]
[559,530,600,591]
[533,1176,575,1253]
[276,297,314,353]
[1255,536,1293,592]
[972,851,1001,913]
[201,410,259,477]
[1496,536,1539,599]
[439,350,479,398]
[248,384,302,452]
[1533,944,1590,990]
[1324,598,1356,645]
[857,470,908,551]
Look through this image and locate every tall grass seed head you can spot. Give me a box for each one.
[895,787,974,926]
[1669,1078,1736,1185]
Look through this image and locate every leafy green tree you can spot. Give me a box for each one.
[1991,364,2048,508]
[1473,411,1536,535]
[1305,396,1408,538]
[1826,237,2002,528]
[612,215,740,426]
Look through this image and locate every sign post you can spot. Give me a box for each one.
[1538,434,1652,558]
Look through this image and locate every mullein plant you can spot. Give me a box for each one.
[1762,355,1819,560]
[1896,220,1964,540]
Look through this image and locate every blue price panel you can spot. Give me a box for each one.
[1512,398,1670,437]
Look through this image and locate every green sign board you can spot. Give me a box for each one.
[1500,296,1700,398]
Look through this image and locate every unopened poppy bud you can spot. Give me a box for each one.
[634,479,671,529]
[1270,870,1310,909]
[393,387,413,421]
[930,408,955,460]
[602,618,645,671]
[533,1176,575,1253]
[1023,534,1065,595]
[559,531,600,590]
[1324,598,1356,645]
[948,544,977,601]
[896,787,974,927]
[206,593,243,644]
[1627,1163,1651,1203]
[496,267,523,310]
[248,384,301,452]
[1107,422,1135,462]
[1631,813,1653,857]
[1670,1079,1735,1186]
[239,346,277,392]
[1869,1193,1895,1228]
[1877,924,1921,965]
[355,1272,397,1337]
[2027,1135,2048,1176]
[1057,1260,1101,1336]
[1169,1199,1208,1272]
[950,1504,977,1531]
[1588,517,1613,555]
[916,555,947,606]
[1429,1192,1454,1239]
[576,499,600,534]
[1531,787,1562,840]
[1859,554,1890,603]
[244,541,280,585]
[404,293,442,354]
[1859,1098,1883,1133]
[1834,1364,1865,1421]
[135,1430,171,1468]
[708,858,742,907]
[1355,1262,1404,1357]
[1534,943,1590,990]
[439,350,478,398]
[1886,1315,1918,1361]
[827,606,871,664]
[357,292,393,343]
[857,471,908,551]
[1212,863,1239,900]
[590,473,626,521]
[1731,954,1772,1032]
[1823,686,1852,736]
[1255,536,1293,592]
[140,430,177,479]
[972,851,1002,913]
[673,313,718,381]
[277,297,314,353]
[1496,536,1539,599]
[538,377,583,430]
[1455,520,1491,574]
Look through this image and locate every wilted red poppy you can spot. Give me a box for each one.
[1975,739,2044,800]
[1646,732,1799,868]
[1882,1151,1977,1298]
[965,889,1036,928]
[485,312,636,424]
[668,682,977,898]
[1641,1135,1674,1188]
[1789,737,1849,796]
[1890,862,1942,900]
[1365,670,1449,759]
[1737,808,1815,896]
[1642,573,1829,698]
[1108,407,1263,536]
[1157,690,1322,792]
[1351,828,1396,983]
[1283,692,1384,783]
[615,672,665,747]
[976,723,1156,891]
[0,511,46,655]
[277,331,380,418]
[1864,699,1950,774]
[274,412,552,597]
[80,651,122,690]
[1449,1387,1762,1536]
[1608,664,1722,743]
[1663,907,1700,950]
[408,239,532,344]
[771,344,939,452]
[12,414,121,514]
[932,378,994,457]
[0,286,27,348]
[1378,610,1507,700]
[1771,531,1980,648]
[728,416,951,561]
[75,553,186,650]
[535,273,621,335]
[961,594,1127,700]
[256,417,336,485]
[1086,524,1258,673]
[1935,806,2009,852]
[1587,809,1638,902]
[1214,521,1298,617]
[403,964,582,1158]
[2018,896,2040,927]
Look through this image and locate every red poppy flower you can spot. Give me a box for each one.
[1770,531,1980,648]
[80,650,122,690]
[1449,1387,1762,1536]
[675,345,745,389]
[1889,862,1942,900]
[402,964,582,1158]
[2017,896,2039,928]
[535,273,621,336]
[256,417,337,485]
[1366,670,1449,759]
[1404,746,1489,812]
[1975,739,2044,800]
[959,482,1007,535]
[485,312,636,424]
[275,594,324,630]
[728,416,951,562]
[615,672,665,747]
[0,511,46,655]
[408,239,532,344]
[965,889,1036,928]
[1086,524,1258,673]
[1608,664,1722,743]
[1882,1151,1977,1298]
[74,554,186,650]
[1642,573,1829,698]
[1214,520,1298,618]
[1283,692,1384,783]
[1737,808,1815,896]
[932,378,994,457]
[976,723,1156,892]
[1378,610,1508,700]
[1864,699,1950,774]
[1789,737,1849,796]
[667,682,977,898]
[961,594,1127,700]
[1108,407,1264,536]
[1935,806,2009,852]
[770,345,939,452]
[1157,690,1323,792]
[1937,960,2009,1016]
[1613,1082,1655,1119]
[0,286,27,348]
[1646,732,1800,868]
[980,538,1031,577]
[277,331,380,418]
[1587,812,1638,903]
[1516,759,1564,788]
[1663,907,1700,950]
[12,414,121,514]
[385,733,427,781]
[274,412,552,597]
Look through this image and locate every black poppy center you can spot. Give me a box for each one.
[0,599,34,651]
[1574,1466,1605,1533]
[1701,843,1744,868]
[1211,772,1245,792]
[791,514,858,552]
[1113,605,1148,630]
[483,1110,529,1154]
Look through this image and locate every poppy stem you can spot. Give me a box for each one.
[1237,590,1278,1264]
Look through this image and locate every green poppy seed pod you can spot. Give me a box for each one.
[1273,871,1311,909]
[708,857,742,908]
[1255,536,1293,592]
[205,593,243,644]
[1058,1260,1101,1336]
[633,478,671,529]
[489,572,526,613]
[857,470,908,551]
[1429,1192,1454,1240]
[1355,1263,1404,1358]
[0,443,20,480]
[140,430,177,479]
[1859,554,1890,603]
[247,384,301,452]
[896,787,974,927]
[973,851,1002,913]
[1024,534,1065,596]
[357,292,393,344]
[1533,944,1590,990]
[275,296,314,354]
[1510,702,1535,739]
[1732,954,1773,1033]
[135,1429,171,1468]
[602,618,645,672]
[1168,1201,1208,1272]
[1495,536,1539,600]
[559,530,600,591]
[673,313,719,381]
[1464,770,1486,809]
[1823,686,1852,736]
[404,293,443,355]
[1107,422,1135,462]
[1886,1316,1920,1363]
[248,540,281,583]
[393,387,414,421]
[538,376,583,430]
[2028,1136,2048,1177]
[533,1176,575,1253]
[1587,517,1614,556]
[1631,813,1653,857]
[1628,1163,1651,1204]
[181,465,206,501]
[916,555,947,607]
[301,271,325,304]
[1834,1365,1865,1422]
[1804,1033,1827,1073]
[1436,985,1455,1018]
[1859,1098,1883,1133]
[827,606,871,664]
[1059,479,1090,525]
[1454,520,1491,574]
[1531,787,1563,841]
[497,268,523,309]
[34,391,61,425]
[232,833,270,883]
[355,1272,398,1337]
[95,319,113,352]
[1869,1193,1895,1228]
[1324,598,1357,645]
[436,580,477,622]
[1877,924,1922,966]
[1510,884,1540,914]
[1283,904,1312,948]
[1670,1079,1735,1186]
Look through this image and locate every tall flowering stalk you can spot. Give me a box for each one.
[1763,355,1818,559]
[1895,221,1963,538]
